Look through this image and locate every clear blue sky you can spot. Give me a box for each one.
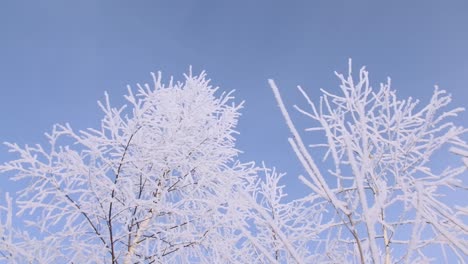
[1,1,467,199]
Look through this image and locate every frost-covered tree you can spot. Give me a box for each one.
[0,71,259,263]
[268,61,467,263]
[1,63,467,264]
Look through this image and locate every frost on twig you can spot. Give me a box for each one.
[450,145,468,168]
[269,60,467,263]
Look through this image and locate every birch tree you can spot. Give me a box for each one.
[0,71,258,263]
[268,60,468,263]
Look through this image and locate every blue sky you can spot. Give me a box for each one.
[1,1,467,199]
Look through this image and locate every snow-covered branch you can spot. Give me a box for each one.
[269,60,467,263]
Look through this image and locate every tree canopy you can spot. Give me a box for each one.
[1,63,466,263]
